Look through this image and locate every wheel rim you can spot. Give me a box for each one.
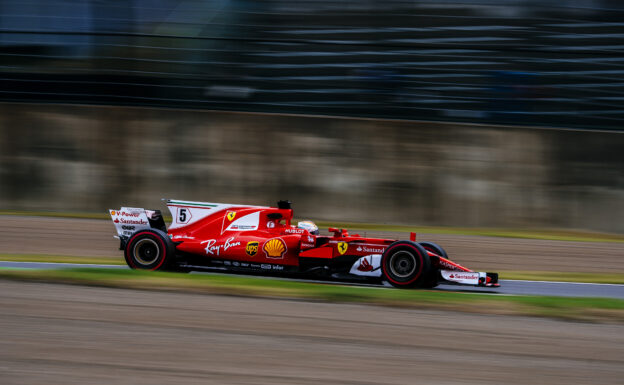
[388,250,417,278]
[133,238,160,265]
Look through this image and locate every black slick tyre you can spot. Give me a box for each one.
[418,242,448,288]
[124,229,176,271]
[419,241,448,259]
[381,241,431,288]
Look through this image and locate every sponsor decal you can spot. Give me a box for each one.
[117,211,142,218]
[357,258,374,272]
[439,259,457,270]
[263,238,287,259]
[241,263,249,267]
[449,273,478,280]
[301,243,315,248]
[115,218,148,225]
[172,235,196,240]
[440,270,479,284]
[267,221,275,229]
[229,225,256,230]
[224,261,231,266]
[337,242,348,255]
[349,255,383,277]
[284,228,305,234]
[307,235,314,243]
[110,210,116,215]
[225,211,260,232]
[121,225,135,231]
[201,237,242,256]
[355,245,385,254]
[246,241,259,257]
[232,261,240,267]
[260,264,284,271]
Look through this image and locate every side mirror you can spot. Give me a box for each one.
[329,228,349,237]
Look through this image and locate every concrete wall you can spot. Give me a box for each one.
[1,103,623,232]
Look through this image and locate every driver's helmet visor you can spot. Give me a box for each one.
[297,220,319,235]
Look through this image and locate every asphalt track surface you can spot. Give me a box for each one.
[2,217,624,384]
[2,280,623,385]
[2,260,624,299]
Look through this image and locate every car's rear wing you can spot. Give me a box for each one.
[109,207,166,249]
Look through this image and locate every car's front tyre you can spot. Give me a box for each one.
[381,241,431,288]
[124,229,175,271]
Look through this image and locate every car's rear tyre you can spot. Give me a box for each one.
[125,229,176,271]
[381,241,431,288]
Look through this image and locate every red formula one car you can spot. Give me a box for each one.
[110,199,499,288]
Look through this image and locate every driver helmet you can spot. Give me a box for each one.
[297,220,319,235]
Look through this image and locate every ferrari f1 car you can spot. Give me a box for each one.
[110,199,499,288]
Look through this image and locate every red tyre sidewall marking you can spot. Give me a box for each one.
[382,243,424,286]
[125,231,167,270]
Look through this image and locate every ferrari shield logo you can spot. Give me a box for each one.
[246,241,259,257]
[337,242,348,255]
[227,211,236,221]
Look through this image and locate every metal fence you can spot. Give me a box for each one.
[2,0,624,129]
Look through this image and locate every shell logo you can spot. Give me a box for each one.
[263,238,287,259]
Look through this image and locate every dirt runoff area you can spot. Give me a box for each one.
[1,215,623,273]
[1,279,622,385]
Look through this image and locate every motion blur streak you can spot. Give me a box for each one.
[1,0,624,129]
[2,1,624,232]
[1,280,623,385]
[1,105,623,232]
[1,2,623,384]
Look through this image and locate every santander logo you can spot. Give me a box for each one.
[357,258,373,272]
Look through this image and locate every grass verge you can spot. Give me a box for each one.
[0,268,622,324]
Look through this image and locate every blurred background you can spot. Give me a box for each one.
[0,0,623,232]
